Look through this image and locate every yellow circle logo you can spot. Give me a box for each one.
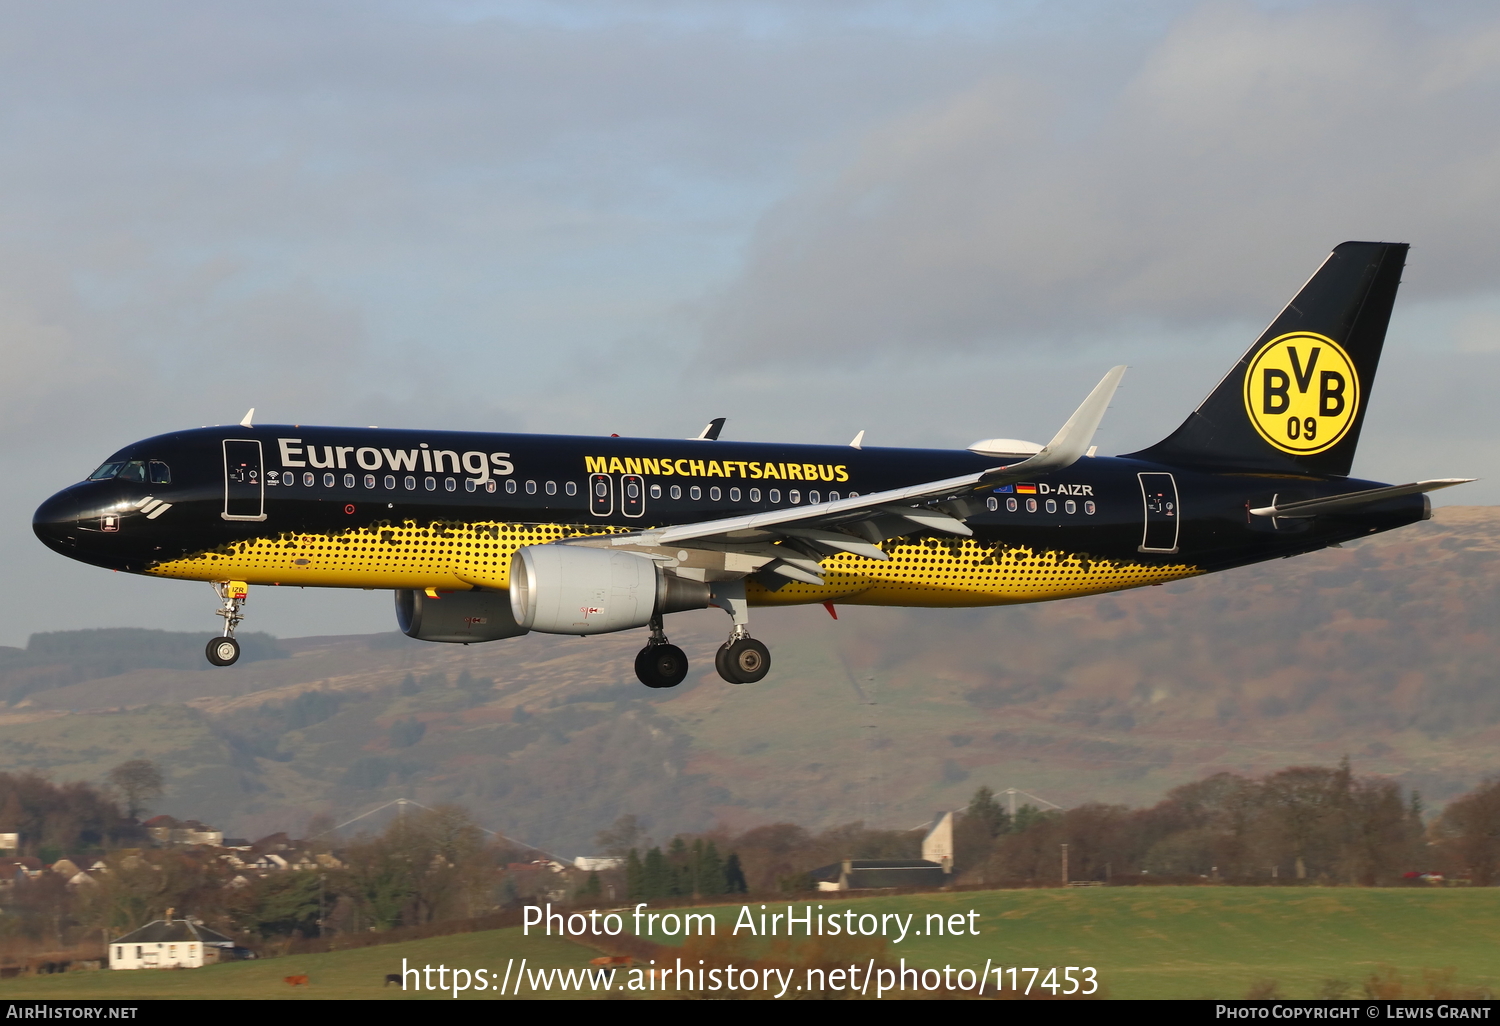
[1242,332,1359,455]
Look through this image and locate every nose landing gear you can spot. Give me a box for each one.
[206,580,248,667]
[635,616,689,689]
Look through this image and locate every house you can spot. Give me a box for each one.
[0,857,43,891]
[143,816,224,847]
[109,912,236,970]
[921,811,956,873]
[809,859,949,892]
[573,856,623,872]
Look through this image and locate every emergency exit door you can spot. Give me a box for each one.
[1137,472,1179,553]
[222,439,267,521]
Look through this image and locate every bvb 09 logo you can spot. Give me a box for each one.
[1242,332,1360,455]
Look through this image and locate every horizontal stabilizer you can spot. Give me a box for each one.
[1250,479,1474,518]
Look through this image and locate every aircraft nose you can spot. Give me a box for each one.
[32,487,89,553]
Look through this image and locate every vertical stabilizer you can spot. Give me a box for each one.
[1126,241,1407,477]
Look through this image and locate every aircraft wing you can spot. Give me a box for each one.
[562,366,1126,585]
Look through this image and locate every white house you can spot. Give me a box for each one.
[109,914,235,970]
[922,811,956,873]
[573,856,623,872]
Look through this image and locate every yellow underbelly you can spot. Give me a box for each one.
[146,520,1199,606]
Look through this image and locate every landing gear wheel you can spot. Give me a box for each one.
[206,636,240,667]
[635,644,689,688]
[715,638,770,684]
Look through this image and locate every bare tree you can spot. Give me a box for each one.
[108,759,164,821]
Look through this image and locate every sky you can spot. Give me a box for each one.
[4,0,1500,645]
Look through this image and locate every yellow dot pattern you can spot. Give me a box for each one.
[747,537,1199,607]
[148,521,1197,608]
[146,521,627,592]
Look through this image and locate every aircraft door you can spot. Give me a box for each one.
[621,474,645,517]
[1137,472,1179,553]
[589,473,613,517]
[222,439,267,521]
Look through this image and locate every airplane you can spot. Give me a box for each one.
[32,241,1472,688]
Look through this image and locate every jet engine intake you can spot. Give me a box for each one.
[509,545,710,635]
[395,588,530,643]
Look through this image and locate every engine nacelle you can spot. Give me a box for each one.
[509,544,710,635]
[395,589,530,643]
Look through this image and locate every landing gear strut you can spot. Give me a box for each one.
[710,580,771,684]
[206,580,248,667]
[634,616,688,689]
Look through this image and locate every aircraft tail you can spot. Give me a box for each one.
[1125,241,1408,477]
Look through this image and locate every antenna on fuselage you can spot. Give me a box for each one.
[239,408,255,428]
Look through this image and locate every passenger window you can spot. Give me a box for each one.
[404,475,416,490]
[365,474,377,489]
[385,475,396,489]
[649,484,662,499]
[465,479,476,492]
[486,481,496,493]
[828,491,839,501]
[526,480,537,495]
[88,461,126,481]
[566,481,578,496]
[750,488,761,502]
[444,478,456,492]
[545,481,557,495]
[690,486,702,500]
[769,489,781,503]
[506,479,517,494]
[149,461,171,484]
[304,472,315,487]
[708,487,720,501]
[324,473,336,487]
[344,474,356,488]
[424,476,436,491]
[670,485,682,499]
[729,487,740,501]
[788,489,801,504]
[808,490,820,503]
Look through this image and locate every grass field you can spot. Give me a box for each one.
[2,887,1496,1000]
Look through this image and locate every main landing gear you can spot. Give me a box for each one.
[629,581,774,688]
[206,580,248,667]
[710,579,771,685]
[635,616,689,689]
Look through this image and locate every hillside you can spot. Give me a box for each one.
[1,507,1498,852]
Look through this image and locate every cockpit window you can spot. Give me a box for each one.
[88,461,126,481]
[89,460,162,484]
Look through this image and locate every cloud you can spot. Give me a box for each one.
[703,2,1500,362]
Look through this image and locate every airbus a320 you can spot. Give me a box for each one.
[33,242,1470,688]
